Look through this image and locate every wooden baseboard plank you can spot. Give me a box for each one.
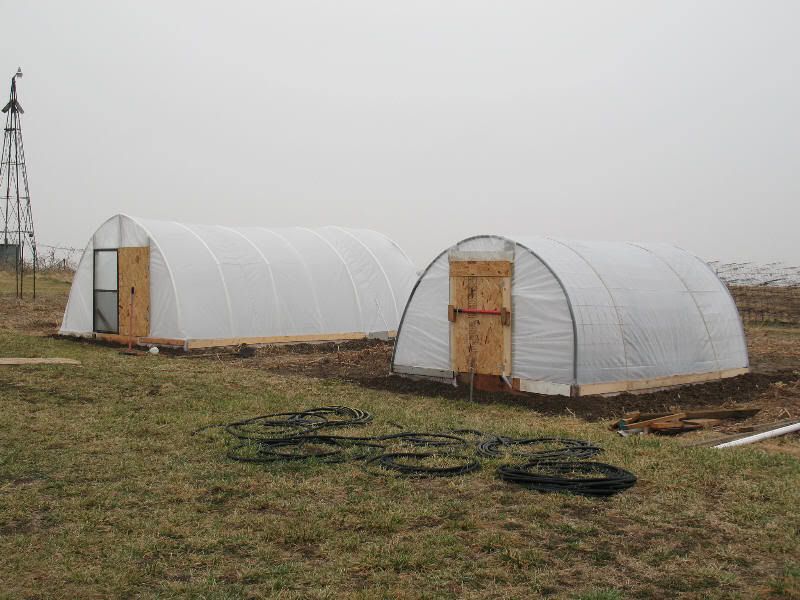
[516,379,572,397]
[576,367,750,397]
[186,331,384,350]
[393,365,455,379]
[91,331,393,350]
[94,333,185,347]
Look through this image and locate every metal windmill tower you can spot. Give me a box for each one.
[0,67,37,298]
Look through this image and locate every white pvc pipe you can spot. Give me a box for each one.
[713,422,800,448]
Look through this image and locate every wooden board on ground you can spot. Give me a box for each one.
[118,247,150,338]
[0,358,81,365]
[622,412,687,430]
[682,419,722,428]
[626,408,761,422]
[649,421,701,432]
[613,407,763,435]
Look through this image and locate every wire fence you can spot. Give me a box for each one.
[34,244,83,272]
[710,261,800,326]
[709,261,800,287]
[0,243,82,273]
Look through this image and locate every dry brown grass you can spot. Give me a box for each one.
[0,272,799,598]
[0,270,71,336]
[746,324,800,372]
[730,285,800,327]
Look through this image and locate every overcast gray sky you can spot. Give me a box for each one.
[2,1,798,268]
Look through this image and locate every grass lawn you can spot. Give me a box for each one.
[0,274,799,598]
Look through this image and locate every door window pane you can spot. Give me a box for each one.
[94,250,117,290]
[94,250,118,333]
[94,291,118,333]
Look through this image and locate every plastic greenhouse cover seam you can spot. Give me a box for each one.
[300,227,365,333]
[333,226,401,324]
[219,225,283,326]
[627,242,721,372]
[544,236,630,382]
[124,215,184,338]
[259,227,326,330]
[173,221,237,337]
[513,239,579,384]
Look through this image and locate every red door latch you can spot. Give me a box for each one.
[448,305,511,325]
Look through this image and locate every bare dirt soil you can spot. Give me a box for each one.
[193,337,799,424]
[5,273,799,426]
[0,271,71,336]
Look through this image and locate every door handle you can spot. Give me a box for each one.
[449,305,511,325]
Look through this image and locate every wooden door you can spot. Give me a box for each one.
[449,259,511,376]
[117,247,150,337]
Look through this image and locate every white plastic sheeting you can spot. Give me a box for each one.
[392,235,748,386]
[60,214,417,342]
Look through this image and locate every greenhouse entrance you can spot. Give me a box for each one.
[92,247,149,337]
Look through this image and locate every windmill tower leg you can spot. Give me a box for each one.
[0,67,37,299]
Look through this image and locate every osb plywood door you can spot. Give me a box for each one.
[118,247,150,337]
[449,260,511,376]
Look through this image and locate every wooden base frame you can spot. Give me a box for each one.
[401,367,750,398]
[571,367,750,397]
[91,331,396,351]
[93,333,186,347]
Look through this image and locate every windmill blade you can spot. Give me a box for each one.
[1,99,24,114]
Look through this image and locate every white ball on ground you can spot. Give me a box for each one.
[149,346,160,355]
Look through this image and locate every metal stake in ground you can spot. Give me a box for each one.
[469,367,474,403]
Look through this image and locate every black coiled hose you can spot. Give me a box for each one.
[367,452,481,477]
[477,437,602,461]
[196,405,635,494]
[497,461,637,497]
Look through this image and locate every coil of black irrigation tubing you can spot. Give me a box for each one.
[477,436,602,461]
[219,406,374,441]
[228,436,385,464]
[193,405,636,494]
[497,461,637,497]
[367,452,481,478]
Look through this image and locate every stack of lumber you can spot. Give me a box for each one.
[610,408,761,435]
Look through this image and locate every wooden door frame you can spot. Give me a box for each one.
[92,248,119,334]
